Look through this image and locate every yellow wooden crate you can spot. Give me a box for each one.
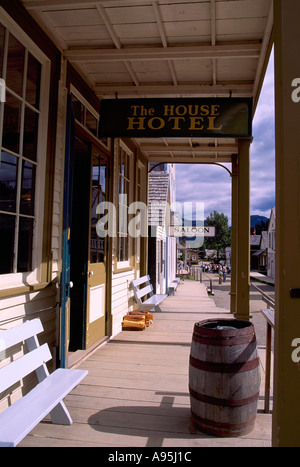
[128,311,154,326]
[122,315,146,331]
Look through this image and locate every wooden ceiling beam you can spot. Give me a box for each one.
[138,145,237,153]
[146,154,233,163]
[65,43,261,63]
[94,82,253,97]
[23,0,165,9]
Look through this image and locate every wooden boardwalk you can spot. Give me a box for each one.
[20,280,272,447]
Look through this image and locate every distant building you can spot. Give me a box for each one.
[267,207,276,280]
[250,234,262,270]
[186,249,199,265]
[258,231,269,273]
[148,165,177,295]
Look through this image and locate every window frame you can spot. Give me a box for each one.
[70,84,111,151]
[0,8,50,289]
[114,139,134,271]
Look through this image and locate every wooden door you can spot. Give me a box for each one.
[86,147,109,347]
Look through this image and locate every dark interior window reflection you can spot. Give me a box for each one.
[0,214,15,274]
[0,152,18,212]
[20,160,35,216]
[17,217,33,272]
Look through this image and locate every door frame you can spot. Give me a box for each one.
[61,116,113,365]
[60,94,74,368]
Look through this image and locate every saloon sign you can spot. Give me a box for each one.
[173,226,215,237]
[99,98,252,138]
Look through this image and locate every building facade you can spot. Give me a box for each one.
[0,1,150,413]
[148,165,176,295]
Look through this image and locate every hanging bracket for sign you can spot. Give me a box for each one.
[99,97,253,139]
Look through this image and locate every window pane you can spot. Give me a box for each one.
[90,152,107,264]
[126,153,130,179]
[119,174,124,196]
[90,227,105,264]
[100,161,106,194]
[90,227,98,263]
[92,164,99,187]
[86,110,97,136]
[91,188,99,226]
[6,33,25,97]
[0,214,15,274]
[17,217,33,272]
[2,92,21,154]
[23,106,39,161]
[71,95,84,124]
[20,160,36,216]
[26,52,41,109]
[0,152,18,212]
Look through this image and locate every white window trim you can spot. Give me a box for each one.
[0,8,51,289]
[116,140,133,270]
[70,84,99,121]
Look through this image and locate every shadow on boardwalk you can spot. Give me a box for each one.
[20,280,272,448]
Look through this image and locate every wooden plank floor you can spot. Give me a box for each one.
[20,280,272,447]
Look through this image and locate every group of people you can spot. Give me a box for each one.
[177,261,231,284]
[201,263,231,283]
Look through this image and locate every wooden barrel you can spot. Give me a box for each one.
[189,318,260,437]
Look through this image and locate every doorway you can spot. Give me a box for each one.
[69,132,109,351]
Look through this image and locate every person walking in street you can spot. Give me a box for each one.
[223,266,227,283]
[218,267,223,284]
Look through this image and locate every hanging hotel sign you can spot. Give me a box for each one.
[99,97,252,138]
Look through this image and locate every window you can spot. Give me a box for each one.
[0,17,47,279]
[117,143,132,264]
[71,87,110,150]
[90,150,108,264]
[136,165,142,264]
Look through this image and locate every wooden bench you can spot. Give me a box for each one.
[0,318,88,447]
[251,281,275,413]
[260,308,275,414]
[131,275,168,312]
[168,277,180,295]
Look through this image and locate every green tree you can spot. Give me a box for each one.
[204,211,231,259]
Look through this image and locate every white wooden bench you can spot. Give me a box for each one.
[0,318,88,447]
[260,308,275,414]
[131,275,168,312]
[168,277,180,295]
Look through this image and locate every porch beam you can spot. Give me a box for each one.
[95,83,254,97]
[65,43,261,63]
[137,144,237,154]
[146,155,233,163]
[23,0,187,8]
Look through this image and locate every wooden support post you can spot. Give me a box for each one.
[234,139,251,320]
[272,0,300,447]
[230,155,238,315]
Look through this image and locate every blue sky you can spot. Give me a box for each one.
[175,50,275,224]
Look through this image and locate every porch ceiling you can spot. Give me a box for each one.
[22,0,273,163]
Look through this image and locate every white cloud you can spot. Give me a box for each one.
[253,50,275,129]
